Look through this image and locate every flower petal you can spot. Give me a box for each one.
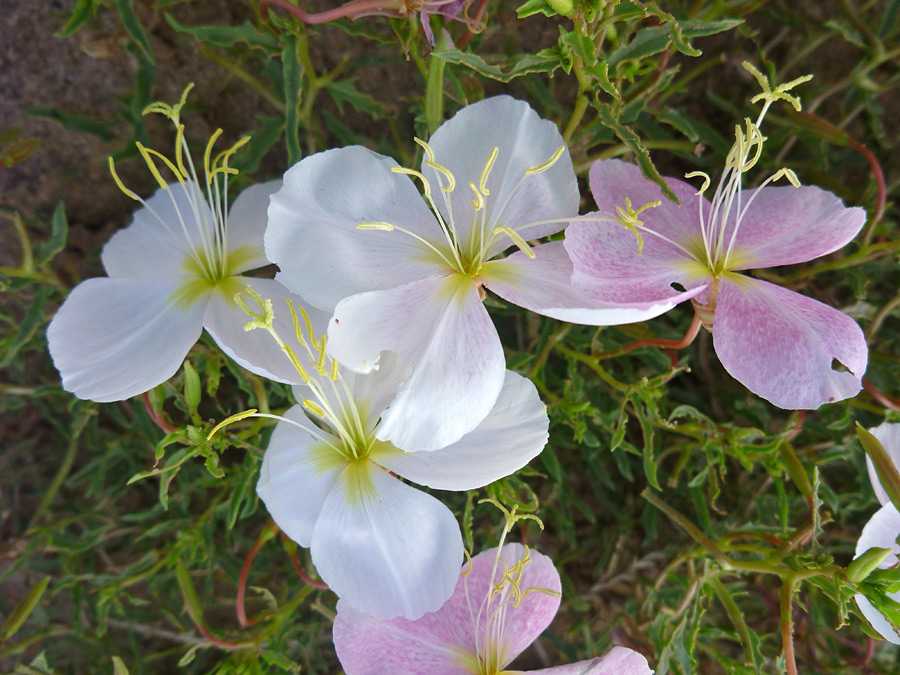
[333,599,476,675]
[378,370,547,490]
[46,277,205,401]
[101,181,213,279]
[203,278,329,384]
[311,463,463,619]
[866,423,900,507]
[483,242,693,325]
[424,96,579,259]
[523,648,654,675]
[712,275,867,409]
[327,275,505,452]
[726,185,866,270]
[256,406,345,547]
[854,503,900,644]
[266,146,447,311]
[566,160,710,308]
[225,180,283,272]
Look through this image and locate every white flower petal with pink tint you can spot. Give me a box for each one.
[712,275,866,409]
[327,275,505,452]
[524,647,653,675]
[424,96,579,257]
[725,185,866,270]
[310,463,463,619]
[483,242,690,324]
[266,146,447,311]
[378,371,547,490]
[866,423,900,507]
[256,406,343,547]
[854,503,900,645]
[47,278,205,402]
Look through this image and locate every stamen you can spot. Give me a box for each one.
[493,226,535,259]
[203,129,224,185]
[391,166,433,200]
[469,182,485,211]
[479,146,499,195]
[413,136,436,163]
[423,158,456,192]
[356,221,396,231]
[684,171,711,196]
[207,409,259,440]
[303,399,326,418]
[174,124,189,179]
[524,145,565,175]
[136,142,182,189]
[108,157,140,201]
[143,82,195,126]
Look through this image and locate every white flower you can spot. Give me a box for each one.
[47,88,305,401]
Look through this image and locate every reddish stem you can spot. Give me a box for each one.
[616,312,702,357]
[259,0,403,25]
[780,581,799,675]
[196,623,255,650]
[142,392,177,434]
[237,523,275,628]
[847,137,886,228]
[863,377,900,413]
[456,0,489,48]
[286,540,330,589]
[784,410,806,443]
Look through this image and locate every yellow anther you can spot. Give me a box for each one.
[317,334,329,372]
[210,136,250,181]
[685,171,711,196]
[285,299,311,351]
[743,61,812,112]
[392,166,433,201]
[773,167,801,187]
[414,137,436,163]
[424,159,456,193]
[469,182,485,211]
[108,157,140,201]
[460,549,473,577]
[303,399,326,419]
[479,146,499,195]
[207,409,258,440]
[524,145,565,175]
[614,197,661,255]
[330,358,339,381]
[494,226,535,259]
[203,128,224,185]
[356,221,396,231]
[136,142,182,189]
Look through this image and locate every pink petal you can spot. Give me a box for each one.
[46,277,205,401]
[854,503,900,644]
[424,96,579,260]
[483,242,692,325]
[866,423,900,507]
[726,185,866,270]
[326,275,505,452]
[523,647,653,674]
[712,275,867,409]
[266,146,448,311]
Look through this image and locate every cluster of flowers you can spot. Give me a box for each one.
[47,64,872,669]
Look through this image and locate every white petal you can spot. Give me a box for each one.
[378,370,547,490]
[425,96,579,260]
[225,180,283,272]
[46,277,205,401]
[483,242,690,325]
[266,146,448,311]
[101,181,214,279]
[311,463,463,619]
[866,423,900,507]
[256,406,345,547]
[854,503,900,644]
[204,277,330,384]
[327,275,506,451]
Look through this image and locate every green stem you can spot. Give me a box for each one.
[642,489,732,569]
[781,576,799,675]
[197,44,285,113]
[424,34,448,134]
[709,576,756,666]
[563,57,591,145]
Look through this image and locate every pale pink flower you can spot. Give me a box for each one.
[333,542,654,674]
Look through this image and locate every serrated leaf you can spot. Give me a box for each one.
[116,0,154,64]
[230,116,283,176]
[607,19,742,67]
[0,284,52,370]
[595,103,678,203]
[23,106,115,142]
[34,202,68,267]
[325,79,384,118]
[165,15,280,51]
[282,35,302,167]
[1,577,50,640]
[433,48,561,83]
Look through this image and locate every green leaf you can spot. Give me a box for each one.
[325,79,384,118]
[282,35,302,167]
[0,284,52,371]
[607,19,742,67]
[433,49,561,83]
[56,0,98,37]
[516,0,557,19]
[879,0,900,37]
[116,0,154,65]
[34,203,68,267]
[231,116,284,176]
[594,103,678,203]
[1,577,50,640]
[165,16,280,51]
[857,422,900,513]
[183,361,201,417]
[175,560,205,627]
[111,656,129,675]
[23,106,115,142]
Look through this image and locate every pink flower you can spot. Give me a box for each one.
[566,150,867,409]
[333,542,654,675]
